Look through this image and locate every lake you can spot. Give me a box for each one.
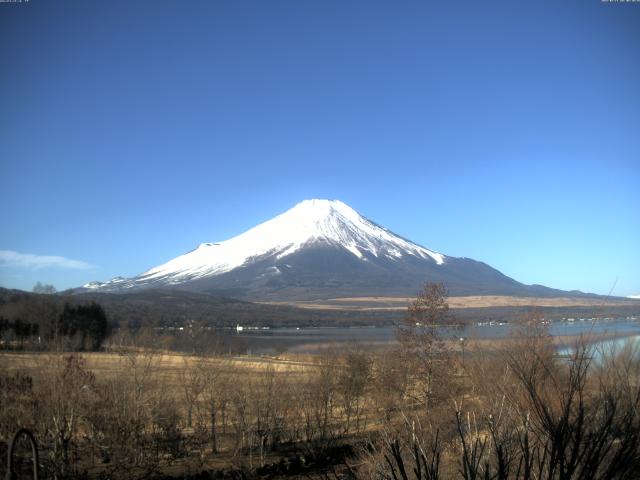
[226,317,640,354]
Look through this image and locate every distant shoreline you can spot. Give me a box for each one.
[261,295,640,311]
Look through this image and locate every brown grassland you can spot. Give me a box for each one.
[262,295,640,310]
[3,330,640,479]
[2,285,640,479]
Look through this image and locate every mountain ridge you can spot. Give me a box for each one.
[80,199,600,300]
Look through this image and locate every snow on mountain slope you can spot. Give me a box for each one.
[84,199,445,290]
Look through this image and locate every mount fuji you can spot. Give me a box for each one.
[81,199,576,300]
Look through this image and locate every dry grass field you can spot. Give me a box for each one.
[0,329,620,394]
[0,349,316,384]
[0,348,360,478]
[3,328,640,479]
[262,295,640,311]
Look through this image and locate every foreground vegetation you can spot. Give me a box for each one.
[1,284,640,479]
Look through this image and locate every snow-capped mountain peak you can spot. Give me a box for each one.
[80,199,587,300]
[142,199,444,280]
[84,199,445,291]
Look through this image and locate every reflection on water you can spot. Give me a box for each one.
[557,335,640,362]
[228,318,640,355]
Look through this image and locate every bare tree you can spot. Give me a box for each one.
[337,347,372,434]
[397,282,452,407]
[39,355,96,479]
[180,358,204,429]
[198,357,231,454]
[372,346,410,423]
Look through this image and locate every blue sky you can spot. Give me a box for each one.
[1,0,638,296]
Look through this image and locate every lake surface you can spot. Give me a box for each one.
[557,333,640,361]
[227,318,640,354]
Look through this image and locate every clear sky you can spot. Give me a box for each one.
[1,0,638,297]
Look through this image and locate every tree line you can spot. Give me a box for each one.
[0,302,110,351]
